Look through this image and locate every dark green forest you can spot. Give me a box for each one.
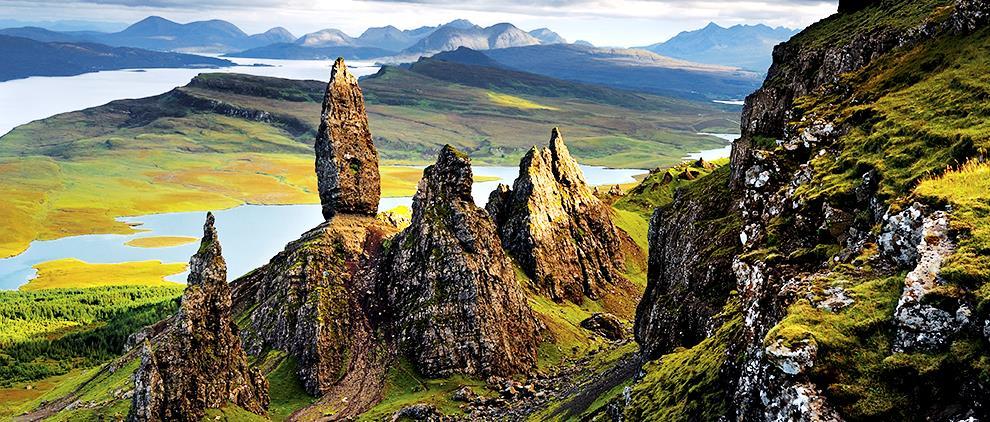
[0,286,181,385]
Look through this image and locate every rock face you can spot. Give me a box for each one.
[487,128,631,303]
[315,57,381,219]
[634,166,739,359]
[376,145,541,378]
[129,213,269,422]
[232,215,397,400]
[892,211,965,352]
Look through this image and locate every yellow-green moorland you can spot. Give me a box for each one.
[20,259,186,291]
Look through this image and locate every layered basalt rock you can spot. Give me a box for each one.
[315,57,381,219]
[487,128,632,303]
[231,215,398,399]
[129,213,269,422]
[376,145,541,377]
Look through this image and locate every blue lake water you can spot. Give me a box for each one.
[686,133,739,160]
[0,165,646,289]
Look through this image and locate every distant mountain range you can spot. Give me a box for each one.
[233,19,568,59]
[0,35,233,82]
[0,16,568,58]
[430,45,762,100]
[0,16,794,72]
[0,16,292,53]
[638,22,799,72]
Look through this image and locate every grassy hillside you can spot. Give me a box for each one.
[0,64,736,258]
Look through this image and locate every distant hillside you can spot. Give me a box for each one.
[355,25,435,51]
[0,35,233,82]
[478,44,762,100]
[227,43,395,60]
[247,27,295,45]
[415,49,693,111]
[639,22,799,72]
[2,16,575,59]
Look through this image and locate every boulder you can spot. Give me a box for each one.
[580,312,626,340]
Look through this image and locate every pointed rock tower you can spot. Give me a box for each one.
[230,58,398,416]
[316,57,381,219]
[128,213,269,422]
[487,128,632,303]
[376,145,542,377]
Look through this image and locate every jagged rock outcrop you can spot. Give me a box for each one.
[231,215,398,401]
[486,128,633,303]
[227,59,403,417]
[375,145,541,378]
[315,57,381,219]
[128,213,269,422]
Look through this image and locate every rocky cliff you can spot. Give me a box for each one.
[629,0,990,420]
[315,57,381,219]
[375,145,542,378]
[487,128,635,303]
[128,213,269,421]
[633,166,740,359]
[232,215,397,400]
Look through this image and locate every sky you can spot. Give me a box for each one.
[0,0,838,47]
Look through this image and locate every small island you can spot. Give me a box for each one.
[125,236,199,248]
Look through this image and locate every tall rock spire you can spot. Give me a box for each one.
[128,213,269,422]
[487,127,632,303]
[376,145,542,377]
[315,57,381,219]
